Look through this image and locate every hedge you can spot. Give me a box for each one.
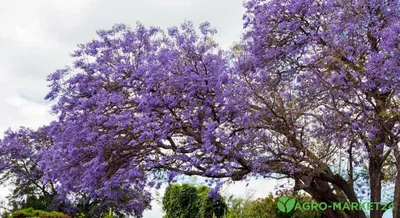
[9,208,71,218]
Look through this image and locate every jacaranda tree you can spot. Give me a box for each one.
[0,126,150,217]
[6,0,398,218]
[0,127,66,213]
[240,0,400,217]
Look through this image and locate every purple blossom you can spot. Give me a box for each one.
[1,1,396,217]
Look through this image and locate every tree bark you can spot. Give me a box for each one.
[393,171,400,218]
[302,177,367,218]
[369,159,383,218]
[393,148,400,218]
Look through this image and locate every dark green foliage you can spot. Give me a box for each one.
[197,186,228,218]
[162,183,228,218]
[162,184,200,218]
[202,196,228,218]
[21,195,53,211]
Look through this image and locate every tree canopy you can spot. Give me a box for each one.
[1,0,400,218]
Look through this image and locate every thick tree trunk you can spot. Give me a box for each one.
[369,160,383,218]
[304,178,366,218]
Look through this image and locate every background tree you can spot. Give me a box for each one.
[223,190,322,218]
[224,189,255,218]
[246,191,322,218]
[197,185,228,218]
[0,126,150,217]
[0,127,64,213]
[162,183,227,218]
[162,184,200,218]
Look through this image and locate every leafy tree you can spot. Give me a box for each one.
[197,185,228,218]
[162,183,227,218]
[224,189,255,218]
[3,0,399,218]
[162,184,200,218]
[226,197,245,218]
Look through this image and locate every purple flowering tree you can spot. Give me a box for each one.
[0,126,150,217]
[0,127,68,212]
[37,1,400,218]
[43,21,230,217]
[241,0,400,218]
[39,121,152,217]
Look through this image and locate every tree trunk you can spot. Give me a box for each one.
[393,148,400,218]
[393,171,400,218]
[369,159,383,218]
[305,179,366,218]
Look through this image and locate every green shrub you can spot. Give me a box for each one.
[9,207,71,218]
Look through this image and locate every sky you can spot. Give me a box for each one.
[0,0,280,217]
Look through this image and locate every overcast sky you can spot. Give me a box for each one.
[0,0,280,217]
